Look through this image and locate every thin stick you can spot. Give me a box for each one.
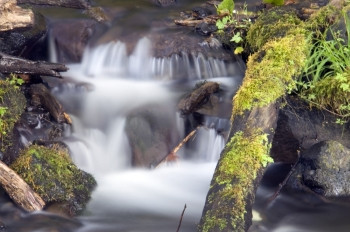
[266,151,300,206]
[176,204,187,232]
[155,126,200,168]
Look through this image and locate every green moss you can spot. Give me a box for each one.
[11,144,96,214]
[247,7,303,51]
[305,5,340,31]
[0,78,26,152]
[233,32,309,116]
[200,129,273,232]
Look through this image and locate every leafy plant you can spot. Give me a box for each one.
[216,0,234,16]
[215,1,252,54]
[9,73,24,89]
[297,11,350,123]
[263,0,284,6]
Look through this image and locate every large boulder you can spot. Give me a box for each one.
[0,2,46,57]
[11,144,96,216]
[125,104,180,167]
[289,140,350,196]
[271,96,350,163]
[49,19,100,63]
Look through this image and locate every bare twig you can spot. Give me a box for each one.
[155,126,200,168]
[266,151,301,206]
[176,204,187,232]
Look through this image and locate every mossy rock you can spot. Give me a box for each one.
[11,144,96,215]
[305,4,340,31]
[0,78,26,156]
[247,7,303,51]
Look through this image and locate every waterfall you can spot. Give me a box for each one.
[77,38,241,80]
[54,37,242,231]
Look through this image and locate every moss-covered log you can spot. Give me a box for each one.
[199,8,310,232]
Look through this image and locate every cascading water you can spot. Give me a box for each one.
[52,37,244,231]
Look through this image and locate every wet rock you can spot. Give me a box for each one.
[178,81,220,115]
[125,104,180,167]
[11,144,97,216]
[0,10,46,57]
[195,22,217,36]
[50,19,100,63]
[29,83,70,124]
[271,96,350,163]
[152,0,177,7]
[192,7,212,19]
[290,141,350,197]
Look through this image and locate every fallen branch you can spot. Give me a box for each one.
[174,16,217,27]
[176,204,187,232]
[17,0,90,9]
[0,52,68,77]
[156,126,200,168]
[0,160,45,211]
[266,151,300,206]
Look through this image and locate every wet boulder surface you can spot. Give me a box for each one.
[290,140,350,197]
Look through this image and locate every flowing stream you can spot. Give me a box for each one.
[52,34,243,231]
[27,1,350,232]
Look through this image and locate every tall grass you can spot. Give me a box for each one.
[298,11,350,122]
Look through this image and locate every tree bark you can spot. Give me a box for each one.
[17,0,91,9]
[0,52,68,77]
[0,160,45,211]
[198,103,279,232]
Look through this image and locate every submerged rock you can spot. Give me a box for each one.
[49,19,100,63]
[11,144,96,216]
[126,104,180,167]
[290,140,350,197]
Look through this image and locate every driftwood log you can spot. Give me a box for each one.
[0,52,68,77]
[0,160,45,211]
[0,0,34,31]
[17,0,91,9]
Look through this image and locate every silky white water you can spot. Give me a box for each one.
[52,37,242,231]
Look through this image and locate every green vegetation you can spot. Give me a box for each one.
[263,0,284,6]
[216,0,234,15]
[215,1,251,54]
[246,8,303,51]
[233,31,309,116]
[0,74,26,144]
[297,6,350,123]
[11,144,96,214]
[200,129,272,232]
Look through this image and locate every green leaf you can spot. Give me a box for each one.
[230,32,243,43]
[216,19,225,30]
[217,0,234,15]
[263,0,284,6]
[234,47,244,54]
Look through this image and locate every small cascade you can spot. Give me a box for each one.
[190,127,226,162]
[52,35,243,231]
[78,38,240,80]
